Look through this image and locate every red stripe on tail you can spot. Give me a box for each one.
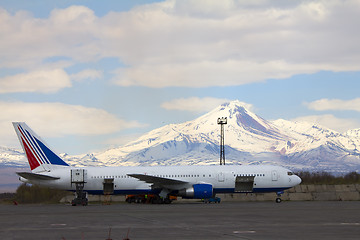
[21,138,40,170]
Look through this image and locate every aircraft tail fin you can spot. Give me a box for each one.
[12,122,69,173]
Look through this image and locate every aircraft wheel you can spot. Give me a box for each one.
[276,198,282,203]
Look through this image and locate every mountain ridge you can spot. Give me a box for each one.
[1,100,360,172]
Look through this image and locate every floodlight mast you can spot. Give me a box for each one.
[217,117,227,165]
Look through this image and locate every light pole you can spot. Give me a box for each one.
[217,117,227,165]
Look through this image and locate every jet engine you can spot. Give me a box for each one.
[178,184,213,199]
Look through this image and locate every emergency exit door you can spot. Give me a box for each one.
[272,170,278,181]
[218,172,225,182]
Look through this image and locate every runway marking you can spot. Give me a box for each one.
[50,224,67,226]
[323,223,360,226]
[233,230,256,234]
[340,223,360,226]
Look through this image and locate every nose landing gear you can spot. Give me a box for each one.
[276,191,284,203]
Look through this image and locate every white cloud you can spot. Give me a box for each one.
[0,101,145,146]
[105,0,360,88]
[1,1,360,87]
[0,68,104,94]
[70,69,103,82]
[111,60,343,88]
[0,69,71,93]
[292,114,360,133]
[307,98,360,112]
[161,97,254,113]
[0,6,100,69]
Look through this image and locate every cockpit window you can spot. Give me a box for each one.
[287,172,294,176]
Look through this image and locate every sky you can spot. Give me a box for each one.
[1,0,360,155]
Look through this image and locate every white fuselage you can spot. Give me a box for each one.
[24,165,301,195]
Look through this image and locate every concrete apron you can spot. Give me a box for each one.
[60,184,360,203]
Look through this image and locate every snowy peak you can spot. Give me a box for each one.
[0,146,26,167]
[99,100,291,162]
[195,100,284,138]
[232,105,284,140]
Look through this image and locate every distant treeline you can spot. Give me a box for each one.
[0,192,16,201]
[14,183,69,204]
[296,171,360,185]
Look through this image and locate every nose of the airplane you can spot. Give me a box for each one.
[293,175,302,186]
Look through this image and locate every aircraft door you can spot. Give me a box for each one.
[235,176,254,192]
[272,170,278,181]
[103,178,114,195]
[218,172,225,182]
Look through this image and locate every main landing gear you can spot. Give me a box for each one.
[71,183,88,206]
[276,191,284,203]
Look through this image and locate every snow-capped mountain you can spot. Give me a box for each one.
[93,101,290,167]
[88,100,360,172]
[2,100,360,172]
[0,146,25,167]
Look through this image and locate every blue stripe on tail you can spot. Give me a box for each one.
[34,137,69,166]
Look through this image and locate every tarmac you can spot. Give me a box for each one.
[0,201,359,240]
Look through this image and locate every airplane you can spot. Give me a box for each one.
[13,122,302,205]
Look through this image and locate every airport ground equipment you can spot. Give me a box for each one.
[126,194,176,204]
[71,169,88,206]
[203,197,221,203]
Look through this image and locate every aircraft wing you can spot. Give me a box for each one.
[127,174,188,185]
[17,172,60,181]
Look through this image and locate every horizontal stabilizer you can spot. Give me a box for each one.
[128,174,187,185]
[16,172,60,181]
